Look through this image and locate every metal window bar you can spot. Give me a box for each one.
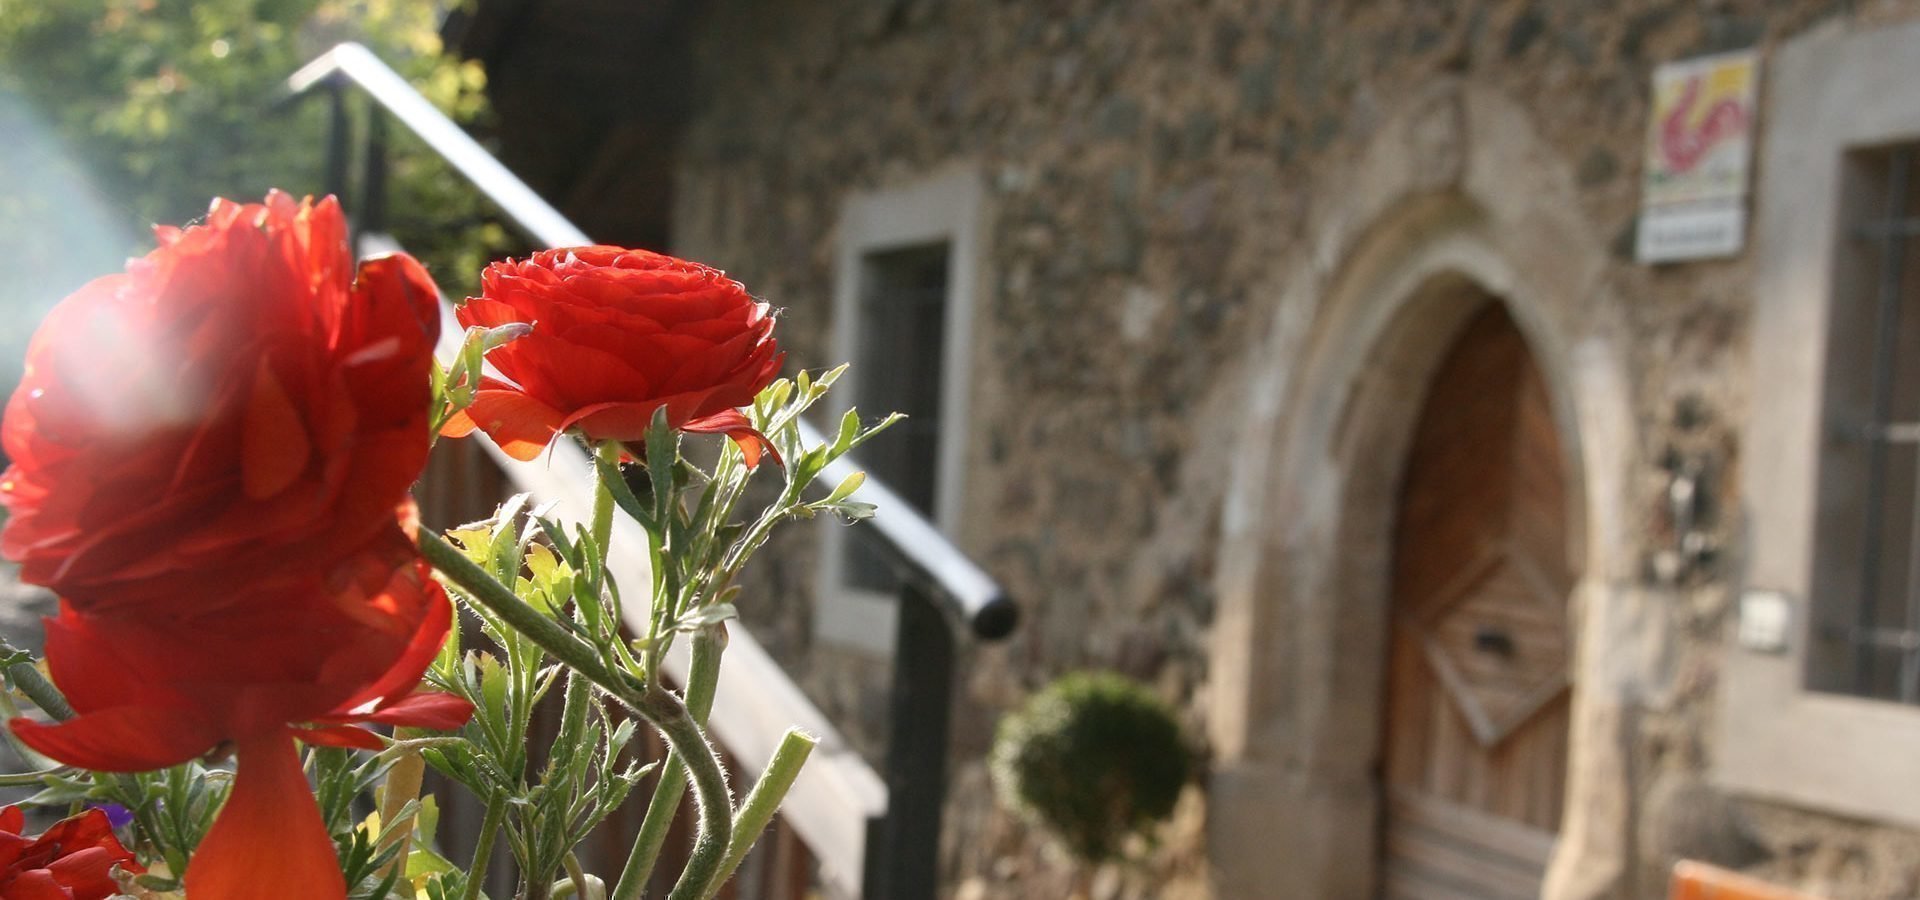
[1847,144,1920,703]
[280,42,1018,899]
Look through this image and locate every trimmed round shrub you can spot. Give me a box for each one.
[989,671,1192,862]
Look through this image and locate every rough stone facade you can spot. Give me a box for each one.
[636,2,1920,898]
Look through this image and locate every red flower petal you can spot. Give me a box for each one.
[11,704,216,772]
[291,724,385,751]
[329,565,454,715]
[354,691,475,730]
[684,410,781,469]
[184,730,345,900]
[47,846,131,897]
[1,869,71,900]
[240,357,312,500]
[458,388,567,461]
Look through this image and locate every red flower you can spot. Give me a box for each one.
[0,805,142,900]
[440,246,784,465]
[12,518,470,900]
[0,192,443,613]
[0,193,472,900]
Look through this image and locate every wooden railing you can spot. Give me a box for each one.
[285,43,1017,899]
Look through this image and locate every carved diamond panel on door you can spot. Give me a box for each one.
[1418,542,1571,747]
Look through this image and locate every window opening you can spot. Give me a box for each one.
[1815,143,1920,703]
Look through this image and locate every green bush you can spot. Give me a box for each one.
[990,671,1192,863]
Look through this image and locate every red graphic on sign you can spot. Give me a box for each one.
[1659,75,1748,174]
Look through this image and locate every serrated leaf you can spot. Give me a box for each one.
[444,527,493,566]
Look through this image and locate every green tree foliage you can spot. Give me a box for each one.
[0,0,512,400]
[990,671,1193,864]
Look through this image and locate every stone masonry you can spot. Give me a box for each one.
[644,2,1920,898]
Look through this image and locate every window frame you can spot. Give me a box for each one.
[814,168,985,653]
[1722,18,1920,827]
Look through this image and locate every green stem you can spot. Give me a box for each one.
[559,853,603,900]
[554,668,592,778]
[461,791,508,900]
[639,685,732,900]
[0,640,72,721]
[611,628,726,900]
[703,728,816,895]
[0,766,69,786]
[422,532,634,699]
[591,442,620,563]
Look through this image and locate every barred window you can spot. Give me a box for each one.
[1811,143,1920,703]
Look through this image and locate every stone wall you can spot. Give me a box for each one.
[661,1,1920,897]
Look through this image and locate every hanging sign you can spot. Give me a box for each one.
[1636,49,1760,263]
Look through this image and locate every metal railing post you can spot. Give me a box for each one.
[323,79,352,203]
[864,582,957,900]
[358,107,389,236]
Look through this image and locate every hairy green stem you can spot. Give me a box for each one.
[0,641,72,721]
[422,532,632,698]
[559,852,604,900]
[591,442,620,564]
[703,728,816,895]
[611,628,726,900]
[638,684,732,900]
[461,791,508,900]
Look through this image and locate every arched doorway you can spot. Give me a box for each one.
[1378,304,1576,898]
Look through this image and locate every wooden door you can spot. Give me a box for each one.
[1379,305,1575,900]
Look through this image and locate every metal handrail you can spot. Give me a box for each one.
[284,41,1018,899]
[283,42,1016,640]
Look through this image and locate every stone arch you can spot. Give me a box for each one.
[1207,84,1637,900]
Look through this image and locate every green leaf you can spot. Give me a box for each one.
[833,408,861,455]
[824,470,866,505]
[673,602,739,632]
[815,363,850,393]
[848,412,907,452]
[476,653,509,721]
[407,842,457,879]
[644,406,677,530]
[833,501,879,522]
[594,448,655,532]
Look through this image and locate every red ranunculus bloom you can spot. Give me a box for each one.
[0,805,142,900]
[14,518,470,900]
[440,246,784,465]
[0,193,472,900]
[1,192,443,613]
